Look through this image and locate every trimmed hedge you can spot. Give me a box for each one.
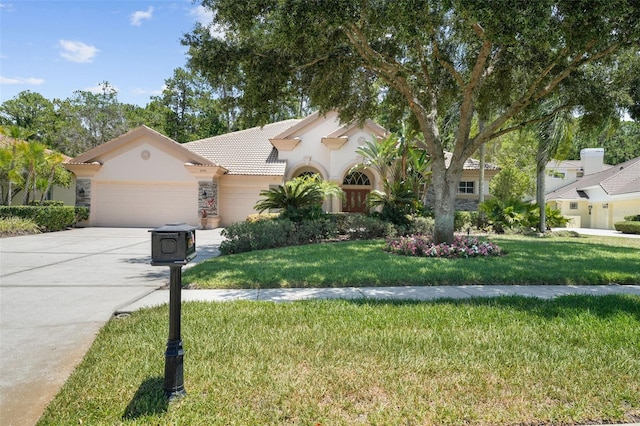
[0,205,88,232]
[624,214,640,222]
[614,221,640,235]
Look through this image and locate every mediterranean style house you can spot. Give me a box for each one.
[65,111,499,228]
[545,148,640,230]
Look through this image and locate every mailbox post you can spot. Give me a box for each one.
[150,223,197,400]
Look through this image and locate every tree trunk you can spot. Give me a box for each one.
[536,144,547,233]
[431,161,461,244]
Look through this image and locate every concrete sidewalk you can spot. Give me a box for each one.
[118,284,640,313]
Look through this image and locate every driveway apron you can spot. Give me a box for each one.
[0,227,222,426]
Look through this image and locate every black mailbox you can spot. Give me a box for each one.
[150,223,197,265]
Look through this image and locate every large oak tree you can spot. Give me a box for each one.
[184,0,639,243]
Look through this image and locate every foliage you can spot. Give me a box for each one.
[335,214,396,240]
[454,211,478,232]
[254,175,343,222]
[352,134,431,226]
[530,205,571,230]
[0,216,40,237]
[625,214,640,221]
[570,121,640,165]
[480,199,568,233]
[74,207,90,223]
[220,213,401,255]
[614,221,640,235]
[479,198,538,233]
[0,206,81,232]
[150,68,228,143]
[184,0,640,244]
[0,125,71,205]
[385,235,502,258]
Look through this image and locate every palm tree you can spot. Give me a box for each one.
[0,125,34,205]
[254,175,343,222]
[38,151,69,205]
[532,98,574,233]
[352,134,431,224]
[18,140,46,205]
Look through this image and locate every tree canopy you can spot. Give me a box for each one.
[184,0,640,243]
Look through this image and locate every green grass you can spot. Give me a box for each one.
[184,234,640,288]
[37,295,640,425]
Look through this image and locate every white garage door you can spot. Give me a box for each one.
[93,182,197,227]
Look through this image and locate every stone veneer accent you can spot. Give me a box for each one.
[424,186,480,211]
[198,181,218,217]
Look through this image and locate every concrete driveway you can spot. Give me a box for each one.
[0,227,224,426]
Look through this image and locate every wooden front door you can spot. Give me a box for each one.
[343,189,369,213]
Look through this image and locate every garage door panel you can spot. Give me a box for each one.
[94,183,196,227]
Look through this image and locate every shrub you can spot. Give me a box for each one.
[406,215,435,236]
[340,214,395,240]
[454,211,478,232]
[614,221,640,235]
[220,219,295,254]
[624,214,640,222]
[74,207,89,223]
[0,206,81,232]
[479,199,568,233]
[385,234,502,258]
[27,200,65,206]
[0,216,41,237]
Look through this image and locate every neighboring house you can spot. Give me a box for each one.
[0,135,75,206]
[64,111,500,228]
[546,148,640,229]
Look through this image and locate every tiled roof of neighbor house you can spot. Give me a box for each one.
[444,152,500,170]
[547,156,640,200]
[184,119,302,175]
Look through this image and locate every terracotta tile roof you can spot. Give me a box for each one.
[444,152,500,170]
[184,119,302,175]
[547,156,640,200]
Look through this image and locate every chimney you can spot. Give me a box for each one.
[580,148,604,176]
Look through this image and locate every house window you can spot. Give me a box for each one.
[547,170,566,179]
[458,181,475,194]
[569,202,578,210]
[343,171,370,186]
[296,171,318,179]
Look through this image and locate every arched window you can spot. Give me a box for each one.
[296,171,318,179]
[343,171,370,186]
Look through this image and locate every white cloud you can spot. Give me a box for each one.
[0,75,45,85]
[84,83,119,94]
[189,5,225,39]
[59,40,99,63]
[190,5,213,26]
[130,6,153,26]
[0,3,15,12]
[132,86,164,96]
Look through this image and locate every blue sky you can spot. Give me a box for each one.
[0,0,213,106]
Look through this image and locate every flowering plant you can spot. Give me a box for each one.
[384,234,502,258]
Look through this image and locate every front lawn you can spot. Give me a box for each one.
[37,296,640,425]
[183,234,640,288]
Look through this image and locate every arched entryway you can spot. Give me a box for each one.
[342,171,371,213]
